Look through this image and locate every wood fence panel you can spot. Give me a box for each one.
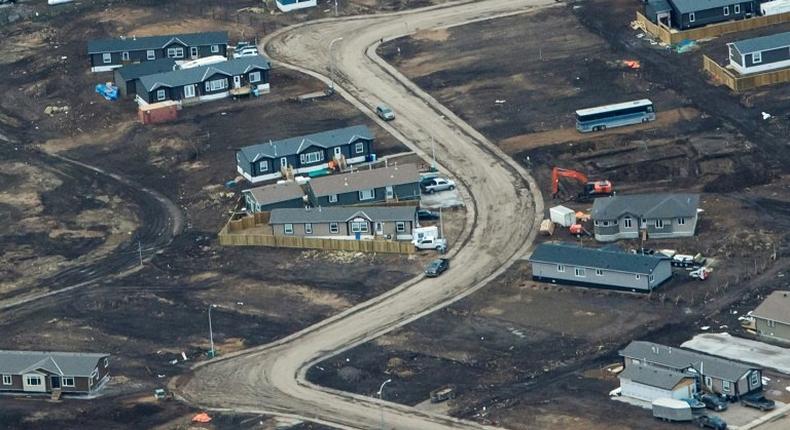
[637,11,790,44]
[703,54,790,92]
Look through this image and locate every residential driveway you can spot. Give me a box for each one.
[682,333,790,374]
[420,188,464,209]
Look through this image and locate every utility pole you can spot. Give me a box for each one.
[329,37,343,91]
[439,206,444,239]
[334,0,338,17]
[431,137,436,171]
[208,304,218,358]
[377,379,392,430]
[138,241,143,266]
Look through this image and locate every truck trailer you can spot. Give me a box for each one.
[652,398,693,422]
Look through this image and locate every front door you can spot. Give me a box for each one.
[375,222,384,236]
[190,46,199,59]
[233,75,242,89]
[184,84,195,98]
[280,157,288,170]
[51,376,61,389]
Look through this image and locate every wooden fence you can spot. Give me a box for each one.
[636,11,790,45]
[218,213,415,254]
[703,55,790,92]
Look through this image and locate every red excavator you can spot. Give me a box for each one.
[551,167,614,201]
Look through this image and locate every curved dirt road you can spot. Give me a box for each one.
[179,1,550,428]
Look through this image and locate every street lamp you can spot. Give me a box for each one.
[208,304,218,358]
[329,37,343,91]
[377,378,392,430]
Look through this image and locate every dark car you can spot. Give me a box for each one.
[417,209,440,221]
[694,415,727,430]
[425,258,449,277]
[741,393,776,411]
[700,394,728,412]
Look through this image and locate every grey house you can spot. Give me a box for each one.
[644,0,757,29]
[113,58,177,97]
[242,181,306,213]
[728,31,790,75]
[592,193,699,242]
[619,364,698,402]
[135,55,271,105]
[752,290,790,344]
[236,125,375,184]
[620,341,763,400]
[269,206,417,240]
[0,351,110,395]
[307,164,421,207]
[528,242,672,292]
[88,31,228,72]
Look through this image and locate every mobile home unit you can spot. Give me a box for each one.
[728,31,790,74]
[88,31,228,72]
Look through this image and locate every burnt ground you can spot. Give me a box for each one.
[306,1,790,429]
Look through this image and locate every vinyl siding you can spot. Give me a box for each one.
[530,260,672,292]
[271,220,412,238]
[595,214,698,241]
[90,44,227,68]
[677,2,755,29]
[313,182,420,207]
[744,46,790,67]
[755,317,790,344]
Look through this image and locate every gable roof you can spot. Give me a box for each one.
[239,125,374,162]
[269,206,416,225]
[243,181,305,206]
[529,242,668,275]
[88,31,228,54]
[752,290,790,325]
[670,0,745,14]
[620,341,757,382]
[116,58,177,81]
[0,351,108,377]
[647,0,672,12]
[309,164,420,197]
[730,31,790,55]
[138,55,270,92]
[619,364,693,390]
[592,193,699,220]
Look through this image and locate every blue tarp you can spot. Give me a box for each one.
[95,83,118,101]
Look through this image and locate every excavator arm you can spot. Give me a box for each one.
[551,167,589,197]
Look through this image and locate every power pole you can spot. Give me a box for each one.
[138,241,143,266]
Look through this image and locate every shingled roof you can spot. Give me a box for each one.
[670,0,744,14]
[592,193,699,220]
[752,290,790,325]
[138,55,270,92]
[529,242,668,275]
[269,206,416,224]
[116,58,177,81]
[243,182,305,207]
[620,341,757,382]
[88,31,228,54]
[0,351,108,377]
[239,125,373,162]
[619,364,693,390]
[730,31,790,55]
[309,164,420,197]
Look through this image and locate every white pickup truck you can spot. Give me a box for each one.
[414,236,447,251]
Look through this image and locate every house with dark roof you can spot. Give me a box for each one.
[0,350,110,395]
[113,58,177,97]
[620,341,763,399]
[242,181,306,213]
[307,164,421,207]
[268,206,417,240]
[236,125,375,184]
[751,290,790,344]
[134,55,270,105]
[728,31,790,75]
[528,242,672,292]
[619,364,698,402]
[591,193,700,242]
[644,0,758,30]
[88,31,228,72]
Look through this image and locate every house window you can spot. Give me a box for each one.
[623,217,632,228]
[300,151,325,164]
[102,53,112,64]
[355,142,365,154]
[305,223,313,234]
[62,377,75,387]
[90,369,98,380]
[190,46,199,58]
[593,220,599,227]
[284,223,294,235]
[595,269,604,276]
[655,219,664,229]
[26,376,42,386]
[649,275,655,283]
[351,221,368,233]
[750,372,760,387]
[677,217,685,225]
[557,265,565,272]
[705,376,712,388]
[258,160,269,173]
[147,50,156,60]
[329,222,339,233]
[689,12,695,23]
[122,51,130,61]
[734,4,741,14]
[753,52,762,64]
[334,147,342,156]
[768,320,776,328]
[635,274,641,280]
[575,267,586,277]
[723,6,730,16]
[396,222,406,232]
[167,47,184,58]
[211,44,220,53]
[2,375,11,385]
[205,79,228,92]
[328,194,338,203]
[249,71,261,83]
[156,89,166,101]
[722,380,731,393]
[359,189,375,201]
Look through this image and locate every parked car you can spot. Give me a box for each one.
[425,258,449,277]
[700,394,728,412]
[694,415,727,430]
[414,236,447,252]
[417,209,440,221]
[376,105,395,121]
[421,178,456,194]
[740,393,776,411]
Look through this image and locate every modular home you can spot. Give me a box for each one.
[751,290,790,344]
[620,341,763,400]
[113,58,177,97]
[88,31,228,72]
[236,125,375,184]
[591,193,699,242]
[268,206,417,240]
[728,31,790,74]
[619,364,698,402]
[242,181,306,213]
[644,0,757,29]
[0,351,110,395]
[307,164,421,207]
[528,242,672,292]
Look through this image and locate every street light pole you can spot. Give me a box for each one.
[328,37,344,92]
[377,378,392,430]
[208,304,218,358]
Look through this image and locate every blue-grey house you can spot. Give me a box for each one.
[88,31,228,72]
[529,242,672,292]
[135,56,270,105]
[113,58,177,97]
[236,125,375,184]
[644,0,757,29]
[728,31,790,74]
[242,181,306,213]
[307,164,421,207]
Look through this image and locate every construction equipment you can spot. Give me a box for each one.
[569,224,591,236]
[689,267,712,281]
[551,167,614,201]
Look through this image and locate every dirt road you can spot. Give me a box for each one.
[178,1,552,428]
